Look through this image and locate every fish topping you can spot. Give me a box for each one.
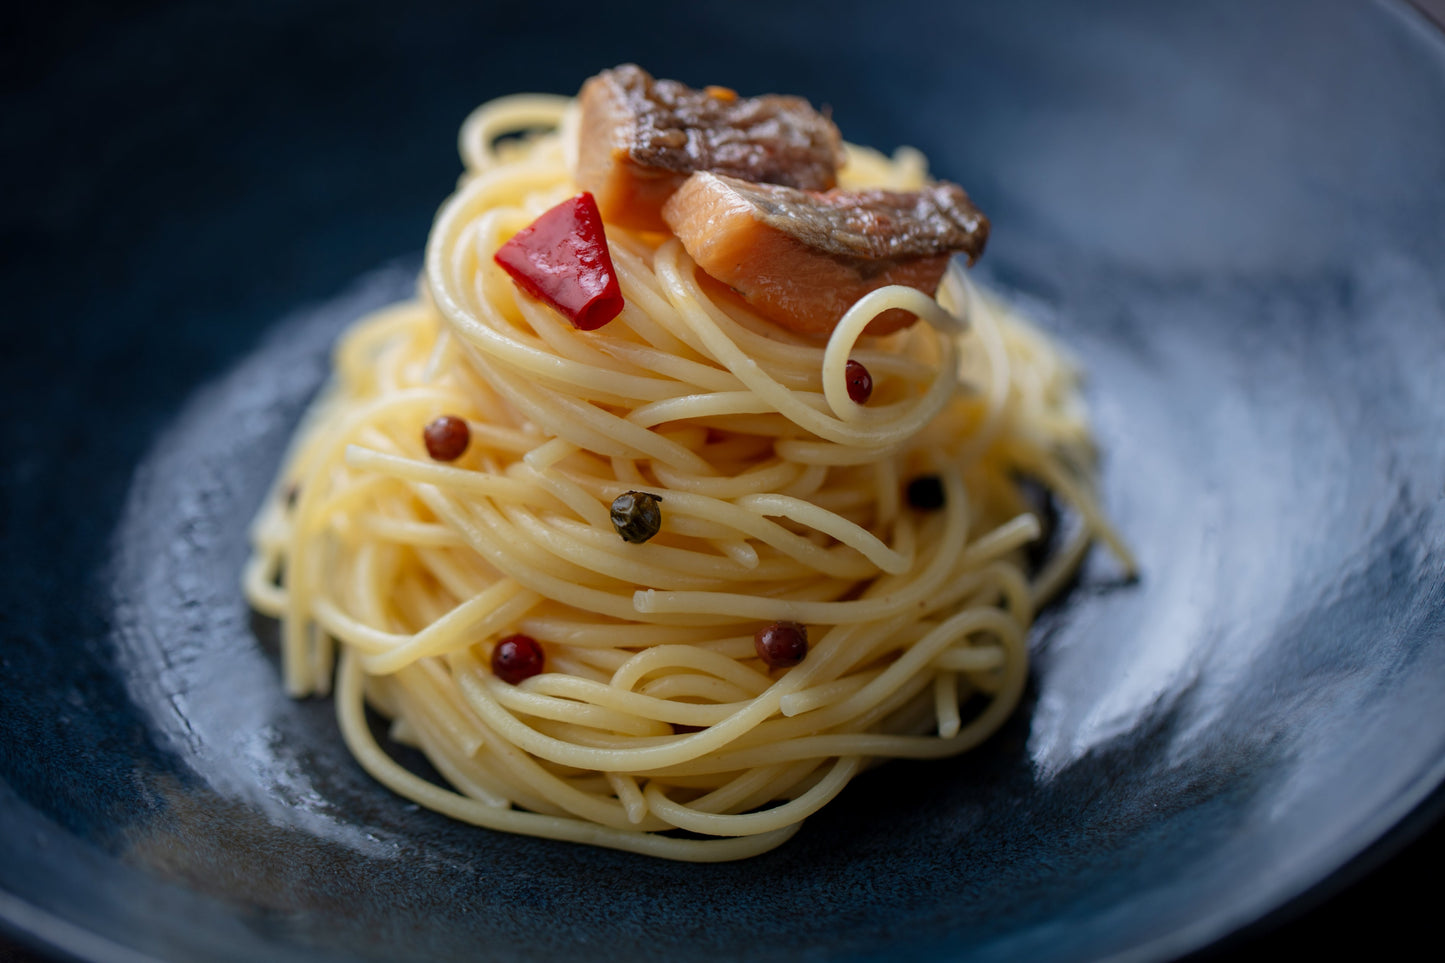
[576,64,844,231]
[741,178,989,264]
[662,171,989,337]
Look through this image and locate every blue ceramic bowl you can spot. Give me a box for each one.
[3,1,1443,960]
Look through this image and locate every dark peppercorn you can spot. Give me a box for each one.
[845,360,873,404]
[754,621,808,668]
[491,633,545,684]
[906,475,946,510]
[424,415,470,461]
[611,491,663,543]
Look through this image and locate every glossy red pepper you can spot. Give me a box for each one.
[493,192,625,331]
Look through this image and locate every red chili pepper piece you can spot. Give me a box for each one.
[493,192,625,331]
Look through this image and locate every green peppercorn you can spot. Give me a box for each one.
[610,491,663,543]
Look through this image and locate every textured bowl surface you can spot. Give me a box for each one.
[2,1,1443,961]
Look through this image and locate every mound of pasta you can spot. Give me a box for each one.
[245,67,1130,861]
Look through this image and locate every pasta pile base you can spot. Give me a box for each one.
[244,94,1130,860]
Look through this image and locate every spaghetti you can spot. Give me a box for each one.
[244,88,1131,860]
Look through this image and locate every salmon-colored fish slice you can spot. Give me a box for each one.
[662,171,989,337]
[576,64,844,233]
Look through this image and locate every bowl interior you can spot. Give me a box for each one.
[2,1,1444,961]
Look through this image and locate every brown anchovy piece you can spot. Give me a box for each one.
[662,171,989,337]
[745,179,989,264]
[576,64,844,232]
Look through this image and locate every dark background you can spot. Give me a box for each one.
[2,1,1442,961]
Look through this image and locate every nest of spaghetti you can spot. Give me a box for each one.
[245,68,1130,861]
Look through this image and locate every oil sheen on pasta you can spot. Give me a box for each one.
[244,90,1131,861]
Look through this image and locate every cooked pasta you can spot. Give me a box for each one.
[243,88,1131,861]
